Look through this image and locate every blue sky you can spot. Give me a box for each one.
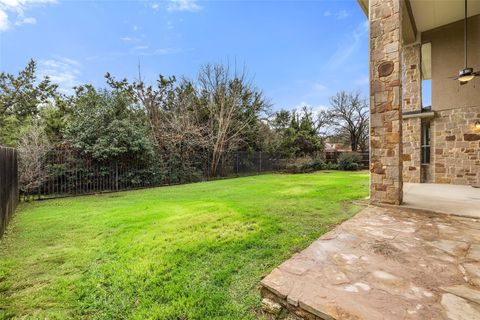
[0,0,369,111]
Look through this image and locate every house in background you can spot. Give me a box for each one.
[357,0,480,204]
[324,140,352,153]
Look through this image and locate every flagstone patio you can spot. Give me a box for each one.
[260,205,480,320]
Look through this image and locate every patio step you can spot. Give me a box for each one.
[260,205,480,320]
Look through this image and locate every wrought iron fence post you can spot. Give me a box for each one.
[115,161,119,191]
[236,152,239,174]
[259,151,262,172]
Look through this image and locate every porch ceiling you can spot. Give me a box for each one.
[410,0,480,33]
[357,0,480,33]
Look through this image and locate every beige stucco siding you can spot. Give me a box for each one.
[422,15,480,111]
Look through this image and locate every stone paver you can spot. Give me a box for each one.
[261,206,480,319]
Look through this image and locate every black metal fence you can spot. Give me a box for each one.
[0,146,18,237]
[19,149,369,201]
[21,150,288,200]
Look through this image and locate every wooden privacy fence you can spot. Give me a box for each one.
[0,147,18,237]
[22,149,287,200]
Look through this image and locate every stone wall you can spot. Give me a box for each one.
[401,44,422,183]
[432,106,480,186]
[402,118,421,183]
[369,0,403,205]
[402,44,421,113]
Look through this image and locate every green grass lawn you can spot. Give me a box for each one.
[0,171,368,320]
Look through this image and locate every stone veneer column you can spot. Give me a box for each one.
[369,0,403,205]
[402,44,422,183]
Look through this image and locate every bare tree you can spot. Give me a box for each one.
[106,71,176,150]
[157,81,210,174]
[315,109,334,137]
[106,63,269,177]
[197,64,269,176]
[329,91,369,152]
[17,125,51,196]
[106,72,210,178]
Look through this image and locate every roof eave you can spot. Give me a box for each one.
[357,0,368,16]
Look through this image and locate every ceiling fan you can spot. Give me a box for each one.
[452,0,479,85]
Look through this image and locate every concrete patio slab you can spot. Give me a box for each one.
[260,205,480,319]
[403,183,480,218]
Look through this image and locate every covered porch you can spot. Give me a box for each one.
[403,182,480,218]
[260,0,480,318]
[367,0,480,205]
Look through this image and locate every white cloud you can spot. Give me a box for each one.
[312,83,327,92]
[151,3,160,10]
[14,15,35,25]
[167,0,201,12]
[303,82,329,101]
[133,25,140,31]
[328,20,368,68]
[132,45,148,51]
[1,0,56,8]
[0,0,55,31]
[120,36,143,43]
[110,47,183,58]
[293,102,329,114]
[139,47,181,56]
[0,0,20,7]
[39,57,81,94]
[323,9,350,20]
[335,10,349,20]
[0,9,9,31]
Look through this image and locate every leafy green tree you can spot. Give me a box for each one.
[106,72,208,181]
[64,86,153,161]
[0,59,58,145]
[270,107,325,158]
[39,99,71,144]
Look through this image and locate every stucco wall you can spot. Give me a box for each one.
[422,15,480,111]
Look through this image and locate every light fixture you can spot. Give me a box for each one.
[475,121,480,130]
[458,68,475,82]
[451,0,479,83]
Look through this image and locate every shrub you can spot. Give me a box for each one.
[338,152,363,171]
[323,162,339,170]
[17,125,52,196]
[284,157,325,174]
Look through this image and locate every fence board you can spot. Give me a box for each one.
[0,146,18,237]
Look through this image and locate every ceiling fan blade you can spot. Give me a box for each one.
[472,71,480,76]
[460,81,468,85]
